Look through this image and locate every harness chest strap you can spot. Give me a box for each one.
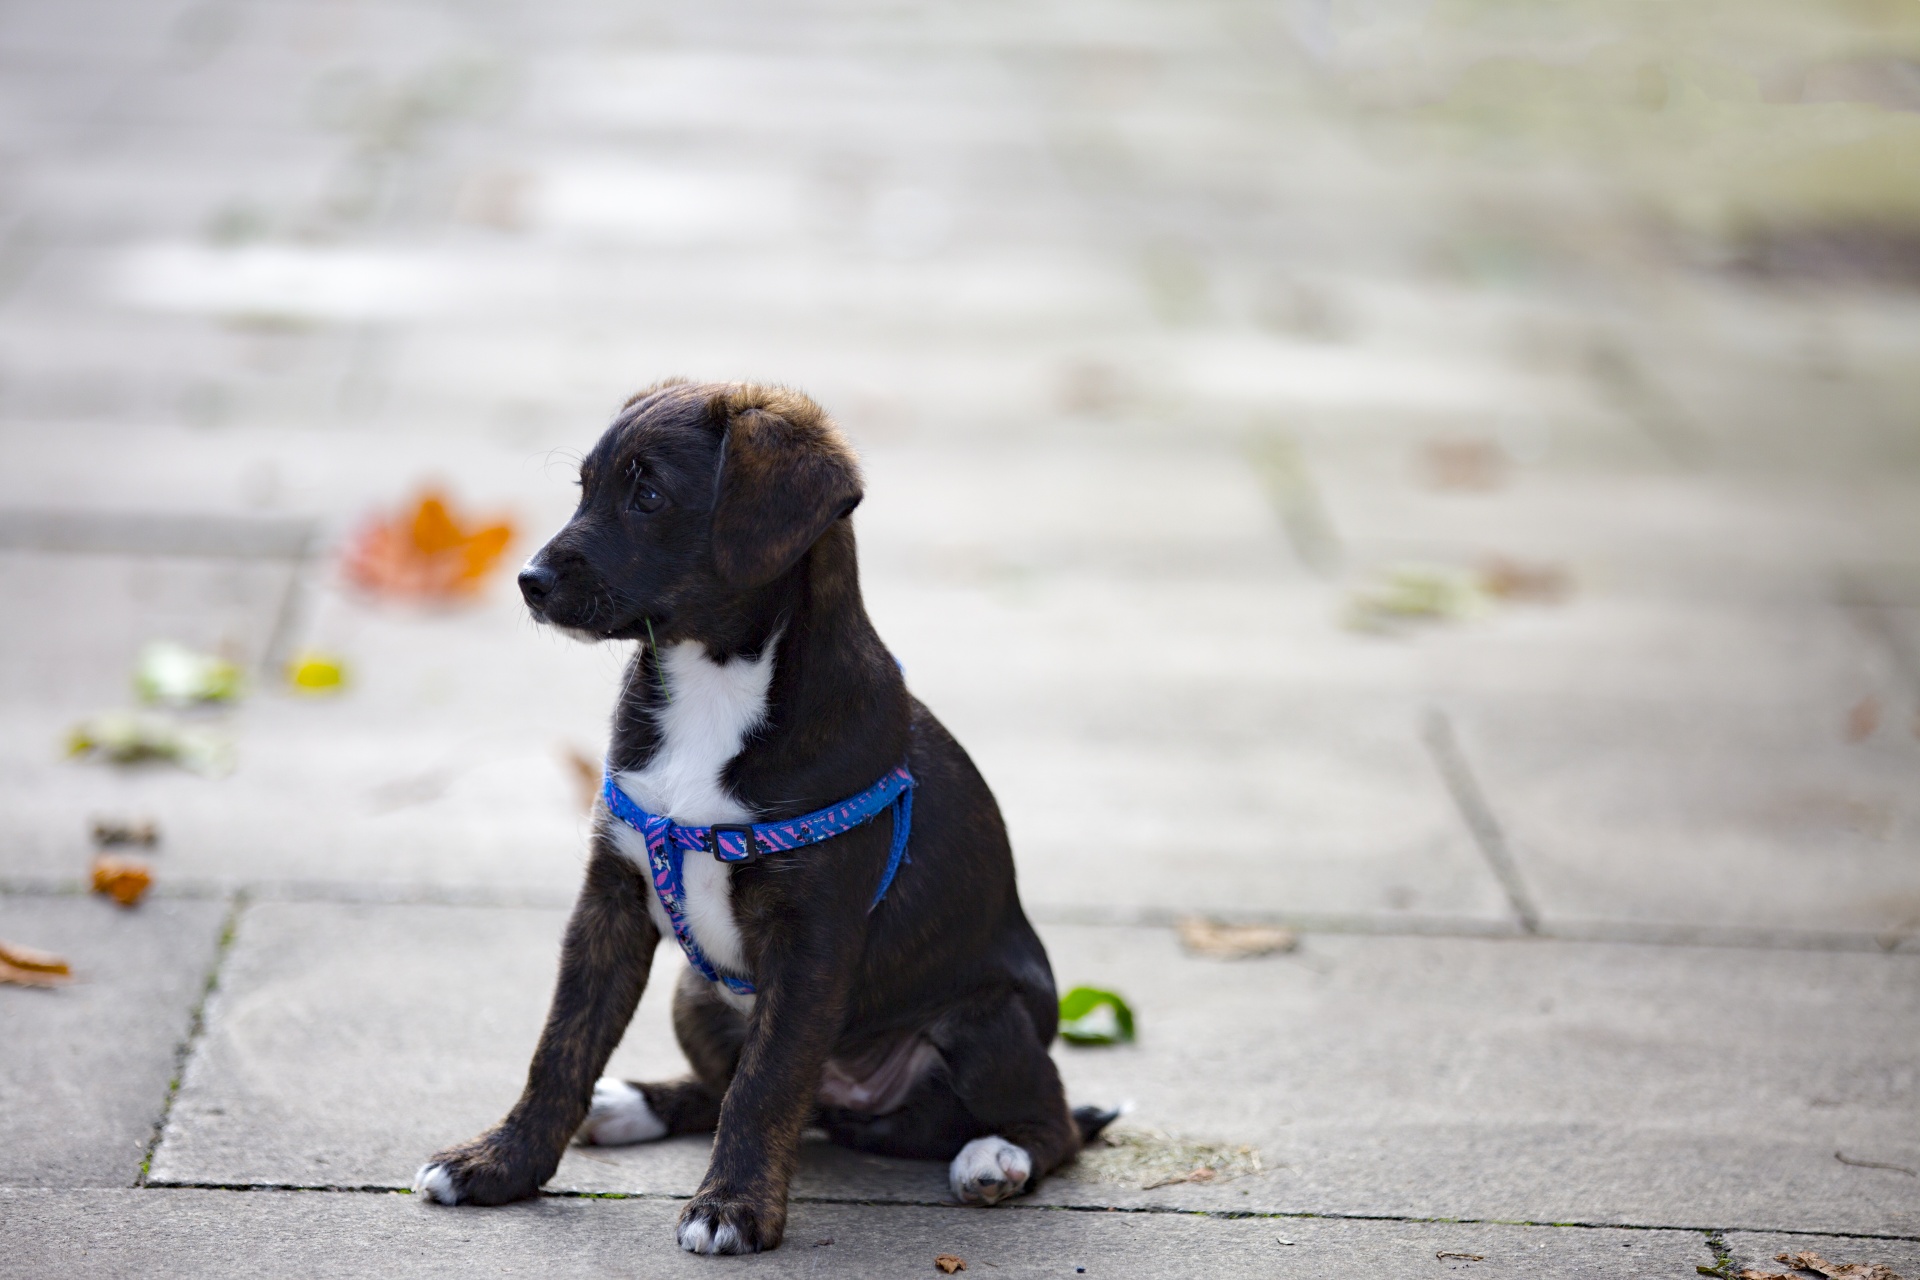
[601,763,916,996]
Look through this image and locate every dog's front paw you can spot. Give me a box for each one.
[949,1136,1032,1206]
[413,1130,553,1207]
[676,1188,785,1255]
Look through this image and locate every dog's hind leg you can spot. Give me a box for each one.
[817,1070,981,1159]
[930,990,1081,1207]
[578,966,742,1145]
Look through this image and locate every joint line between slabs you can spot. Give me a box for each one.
[136,891,247,1187]
[1422,709,1541,935]
[3,877,1909,954]
[123,1184,1920,1242]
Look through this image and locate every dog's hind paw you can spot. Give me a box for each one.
[576,1078,668,1146]
[949,1136,1031,1206]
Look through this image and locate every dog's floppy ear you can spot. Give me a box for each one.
[709,389,863,589]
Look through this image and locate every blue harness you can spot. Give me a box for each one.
[602,764,915,996]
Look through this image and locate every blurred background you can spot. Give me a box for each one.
[1,0,1918,1243]
[2,0,1915,930]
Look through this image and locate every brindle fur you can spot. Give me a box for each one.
[419,382,1089,1252]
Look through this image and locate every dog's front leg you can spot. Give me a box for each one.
[675,902,861,1255]
[416,840,658,1206]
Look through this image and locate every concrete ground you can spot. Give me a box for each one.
[2,0,1918,1276]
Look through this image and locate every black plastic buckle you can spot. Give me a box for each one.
[709,824,761,863]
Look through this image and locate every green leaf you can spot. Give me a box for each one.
[1058,986,1135,1045]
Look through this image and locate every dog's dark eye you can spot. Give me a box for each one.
[623,457,665,513]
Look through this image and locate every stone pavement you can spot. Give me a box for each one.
[2,0,1918,1276]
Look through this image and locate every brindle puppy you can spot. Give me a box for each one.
[414,380,1113,1255]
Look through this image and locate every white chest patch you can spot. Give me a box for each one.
[607,639,774,1008]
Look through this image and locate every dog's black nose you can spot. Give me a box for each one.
[518,564,557,606]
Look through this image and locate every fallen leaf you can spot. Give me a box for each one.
[1058,986,1135,1045]
[0,940,72,988]
[91,855,153,907]
[0,940,71,975]
[1846,698,1881,742]
[67,712,234,777]
[1776,1250,1905,1280]
[1344,564,1489,633]
[1479,556,1571,604]
[1420,438,1509,491]
[935,1255,967,1274]
[1736,1270,1790,1279]
[343,488,515,600]
[561,745,600,813]
[135,640,245,706]
[1436,1252,1486,1262]
[1835,1151,1917,1176]
[1176,916,1297,960]
[287,650,348,695]
[91,818,158,848]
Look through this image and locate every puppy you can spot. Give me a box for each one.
[414,381,1113,1254]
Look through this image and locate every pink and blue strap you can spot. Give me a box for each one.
[601,763,915,996]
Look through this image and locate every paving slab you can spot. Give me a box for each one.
[150,902,1919,1234]
[0,894,227,1187]
[0,560,623,897]
[0,1189,1717,1279]
[865,517,1511,922]
[1726,1233,1920,1280]
[147,899,695,1193]
[1449,695,1920,937]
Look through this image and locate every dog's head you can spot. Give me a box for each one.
[518,380,863,643]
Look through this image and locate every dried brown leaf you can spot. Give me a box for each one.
[91,854,153,907]
[935,1254,967,1274]
[1479,556,1571,604]
[1738,1270,1792,1280]
[91,818,158,848]
[0,939,72,976]
[1421,438,1508,490]
[561,745,600,814]
[1777,1250,1905,1280]
[0,946,73,988]
[1176,916,1297,960]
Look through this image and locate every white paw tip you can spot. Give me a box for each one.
[950,1136,1032,1206]
[712,1223,744,1254]
[677,1217,714,1254]
[413,1163,458,1205]
[577,1078,668,1147]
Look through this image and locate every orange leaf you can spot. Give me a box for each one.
[344,490,516,600]
[0,939,72,986]
[91,854,153,907]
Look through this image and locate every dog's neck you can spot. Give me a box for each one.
[608,520,910,817]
